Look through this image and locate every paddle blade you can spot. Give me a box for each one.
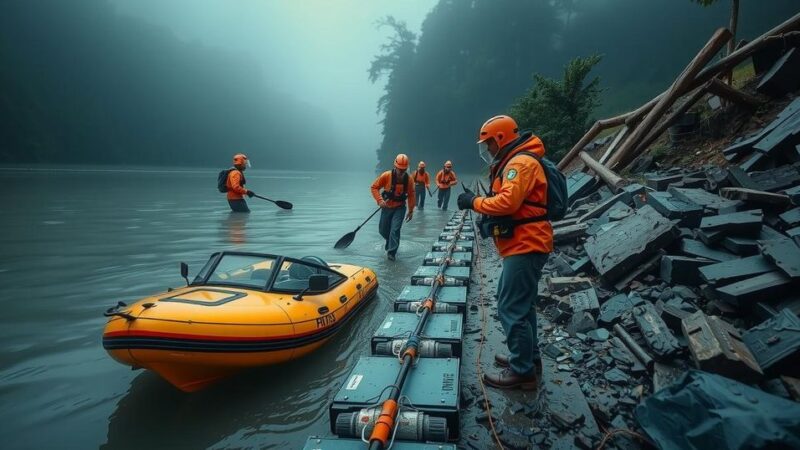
[334,232,356,249]
[275,200,293,210]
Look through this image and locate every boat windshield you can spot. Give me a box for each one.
[271,258,346,293]
[204,254,277,289]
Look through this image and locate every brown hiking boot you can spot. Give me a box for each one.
[494,353,510,367]
[483,368,539,390]
[494,354,543,379]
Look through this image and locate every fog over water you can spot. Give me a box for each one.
[109,0,438,171]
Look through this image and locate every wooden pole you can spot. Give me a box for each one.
[607,27,732,170]
[579,151,626,192]
[625,98,658,127]
[618,12,800,141]
[692,13,800,88]
[725,0,740,86]
[620,85,709,172]
[556,113,630,170]
[558,12,800,172]
[706,78,762,108]
[599,125,629,165]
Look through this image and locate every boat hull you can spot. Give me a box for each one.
[103,264,377,392]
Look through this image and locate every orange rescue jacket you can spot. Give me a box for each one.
[226,169,248,200]
[412,170,430,188]
[371,170,416,211]
[472,134,554,257]
[436,169,457,189]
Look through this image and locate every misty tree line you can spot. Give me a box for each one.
[370,0,798,172]
[0,0,344,168]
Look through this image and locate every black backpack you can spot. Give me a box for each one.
[217,168,246,193]
[492,151,568,221]
[217,169,232,193]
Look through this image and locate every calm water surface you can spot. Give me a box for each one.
[0,166,468,449]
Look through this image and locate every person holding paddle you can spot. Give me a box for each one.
[435,160,457,210]
[370,153,415,261]
[411,161,431,210]
[224,153,255,213]
[219,153,293,212]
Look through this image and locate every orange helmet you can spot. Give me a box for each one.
[444,160,453,168]
[233,153,249,167]
[394,153,409,170]
[418,161,426,168]
[477,115,519,149]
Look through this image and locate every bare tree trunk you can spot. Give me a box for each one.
[725,0,740,86]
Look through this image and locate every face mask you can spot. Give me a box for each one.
[478,142,493,165]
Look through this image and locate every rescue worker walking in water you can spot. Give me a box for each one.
[435,161,457,210]
[458,115,554,389]
[226,153,255,213]
[371,153,415,261]
[412,161,431,210]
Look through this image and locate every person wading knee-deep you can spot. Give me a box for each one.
[371,153,415,261]
[458,115,554,390]
[436,161,457,210]
[412,161,431,211]
[225,153,255,212]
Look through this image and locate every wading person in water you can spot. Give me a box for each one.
[370,153,415,261]
[412,161,431,210]
[436,161,457,210]
[226,153,255,212]
[458,115,553,389]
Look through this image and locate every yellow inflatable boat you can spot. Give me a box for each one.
[102,252,378,392]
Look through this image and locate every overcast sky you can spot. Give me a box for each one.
[109,0,438,169]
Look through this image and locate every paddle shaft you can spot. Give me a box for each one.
[355,207,381,232]
[252,194,277,204]
[252,194,292,209]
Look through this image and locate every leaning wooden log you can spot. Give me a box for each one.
[613,12,800,157]
[625,98,658,127]
[579,151,626,192]
[607,27,733,170]
[599,125,629,165]
[706,78,762,109]
[557,113,629,170]
[621,85,710,172]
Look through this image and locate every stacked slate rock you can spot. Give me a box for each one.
[541,144,800,445]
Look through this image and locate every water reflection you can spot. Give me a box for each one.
[221,212,250,244]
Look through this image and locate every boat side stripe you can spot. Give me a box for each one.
[103,285,376,353]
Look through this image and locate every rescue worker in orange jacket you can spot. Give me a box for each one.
[371,154,415,260]
[435,161,457,210]
[457,115,553,390]
[227,153,255,213]
[411,161,431,210]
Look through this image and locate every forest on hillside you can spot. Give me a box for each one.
[371,0,799,172]
[0,0,344,168]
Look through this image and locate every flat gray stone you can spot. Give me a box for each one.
[699,255,776,286]
[585,205,679,283]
